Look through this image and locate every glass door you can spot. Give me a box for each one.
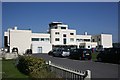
[37,47,42,53]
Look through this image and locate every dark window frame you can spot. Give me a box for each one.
[55,38,60,41]
[63,34,66,37]
[92,39,95,42]
[99,38,101,41]
[70,33,74,35]
[70,38,74,42]
[55,32,60,35]
[32,38,39,41]
[84,39,90,42]
[41,38,44,41]
[45,38,49,41]
[61,27,66,29]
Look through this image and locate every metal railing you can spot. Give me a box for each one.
[47,61,91,80]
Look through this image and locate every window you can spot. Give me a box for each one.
[55,38,60,41]
[84,39,90,42]
[63,38,66,44]
[79,46,85,48]
[40,38,44,41]
[55,32,59,35]
[45,38,49,41]
[88,46,90,48]
[55,27,57,29]
[32,38,39,41]
[76,39,79,42]
[63,34,66,37]
[70,38,74,42]
[4,36,8,47]
[76,39,83,42]
[70,33,74,35]
[61,27,66,29]
[32,38,49,42]
[80,39,83,41]
[99,38,101,41]
[92,39,95,42]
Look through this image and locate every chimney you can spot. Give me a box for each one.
[14,26,17,30]
[85,32,87,35]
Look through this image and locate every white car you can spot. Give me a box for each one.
[61,49,70,57]
[62,51,70,57]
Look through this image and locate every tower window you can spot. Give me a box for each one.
[55,32,59,35]
[70,38,74,42]
[63,34,66,37]
[70,33,74,35]
[61,27,66,29]
[55,38,60,41]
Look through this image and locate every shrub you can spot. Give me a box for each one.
[17,56,56,78]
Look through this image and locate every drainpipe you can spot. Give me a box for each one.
[8,29,10,52]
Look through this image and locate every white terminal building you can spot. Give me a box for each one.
[4,22,113,55]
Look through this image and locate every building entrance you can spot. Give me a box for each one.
[37,47,42,53]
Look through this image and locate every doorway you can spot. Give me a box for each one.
[37,47,42,53]
[63,38,66,44]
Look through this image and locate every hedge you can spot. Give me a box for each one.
[17,56,56,78]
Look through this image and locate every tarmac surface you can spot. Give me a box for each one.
[32,53,119,79]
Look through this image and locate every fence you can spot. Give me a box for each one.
[47,61,91,80]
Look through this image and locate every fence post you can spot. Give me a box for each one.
[48,60,51,65]
[84,70,91,80]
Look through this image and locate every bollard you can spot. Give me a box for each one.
[48,60,51,65]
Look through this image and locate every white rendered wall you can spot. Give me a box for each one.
[10,30,31,55]
[76,35,92,48]
[79,42,97,49]
[101,34,112,48]
[31,33,51,53]
[32,42,52,53]
[57,24,68,29]
[79,42,92,49]
[32,33,50,39]
[76,35,91,41]
[50,29,76,45]
[91,42,97,48]
[92,34,112,48]
[85,42,92,49]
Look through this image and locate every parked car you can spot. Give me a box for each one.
[48,50,53,56]
[48,48,70,57]
[69,48,92,60]
[25,49,32,54]
[97,48,120,64]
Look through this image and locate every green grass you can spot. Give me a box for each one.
[91,52,99,61]
[1,54,98,79]
[2,59,29,79]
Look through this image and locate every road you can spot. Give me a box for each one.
[32,53,119,79]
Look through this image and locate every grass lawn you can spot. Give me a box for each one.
[91,52,99,61]
[1,53,98,79]
[2,59,29,79]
